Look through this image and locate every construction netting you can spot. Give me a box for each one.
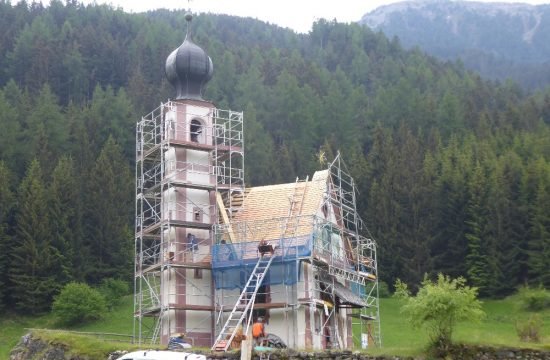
[211,235,313,289]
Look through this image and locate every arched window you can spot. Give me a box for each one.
[190,119,203,143]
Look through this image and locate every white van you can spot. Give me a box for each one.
[117,350,207,360]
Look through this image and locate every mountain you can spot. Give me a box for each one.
[360,0,550,89]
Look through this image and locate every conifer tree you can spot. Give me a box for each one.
[490,152,528,296]
[27,85,68,173]
[9,160,59,313]
[0,89,21,171]
[48,156,77,283]
[464,162,495,296]
[84,137,133,283]
[0,162,14,311]
[527,158,550,286]
[1,80,32,177]
[431,137,471,279]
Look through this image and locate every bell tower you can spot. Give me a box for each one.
[135,14,244,346]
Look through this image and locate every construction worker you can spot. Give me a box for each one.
[258,239,274,257]
[252,316,266,346]
[168,333,191,350]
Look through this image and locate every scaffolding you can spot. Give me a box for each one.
[211,154,381,349]
[134,101,244,345]
[134,100,380,349]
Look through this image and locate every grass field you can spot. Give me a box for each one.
[0,296,135,359]
[1,295,549,359]
[365,297,550,356]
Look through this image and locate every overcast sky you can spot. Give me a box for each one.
[74,0,550,33]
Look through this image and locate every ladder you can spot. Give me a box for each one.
[282,176,308,238]
[328,265,367,286]
[211,253,276,351]
[291,177,307,213]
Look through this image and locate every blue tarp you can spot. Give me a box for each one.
[211,235,313,290]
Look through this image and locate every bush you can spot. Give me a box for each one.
[52,282,107,325]
[394,274,485,353]
[516,314,543,342]
[98,278,130,310]
[517,285,550,311]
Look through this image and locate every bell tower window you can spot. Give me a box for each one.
[190,119,203,143]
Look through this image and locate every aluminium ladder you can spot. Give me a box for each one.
[211,253,277,351]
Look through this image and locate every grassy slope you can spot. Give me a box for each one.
[367,297,550,356]
[0,296,135,359]
[1,296,549,359]
[454,298,550,349]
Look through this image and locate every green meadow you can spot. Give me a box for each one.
[1,296,549,359]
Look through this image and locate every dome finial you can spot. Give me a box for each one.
[184,12,193,40]
[164,4,213,101]
[184,0,193,39]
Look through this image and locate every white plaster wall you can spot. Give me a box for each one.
[165,110,176,140]
[162,270,176,337]
[185,188,210,223]
[163,188,177,221]
[269,283,286,303]
[264,307,296,348]
[186,269,213,332]
[165,147,176,176]
[296,305,307,349]
[186,150,211,185]
[311,307,323,349]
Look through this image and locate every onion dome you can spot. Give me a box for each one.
[165,13,213,101]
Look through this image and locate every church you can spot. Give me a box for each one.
[134,13,380,351]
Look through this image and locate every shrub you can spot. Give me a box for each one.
[517,285,550,311]
[516,314,543,342]
[98,278,130,310]
[394,274,485,353]
[52,282,107,325]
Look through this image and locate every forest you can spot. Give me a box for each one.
[0,0,549,315]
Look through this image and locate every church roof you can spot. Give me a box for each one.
[228,170,329,243]
[234,169,328,222]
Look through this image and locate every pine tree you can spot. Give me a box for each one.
[527,158,550,286]
[0,162,14,311]
[9,160,59,313]
[48,156,78,283]
[490,152,528,296]
[464,162,495,296]
[0,89,21,170]
[27,85,68,172]
[1,80,32,177]
[431,137,471,279]
[84,136,133,283]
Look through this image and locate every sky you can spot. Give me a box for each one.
[73,0,550,33]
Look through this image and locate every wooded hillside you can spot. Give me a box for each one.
[0,0,549,314]
[361,1,550,89]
